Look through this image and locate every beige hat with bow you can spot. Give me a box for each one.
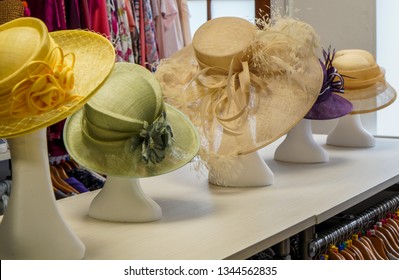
[155,16,323,166]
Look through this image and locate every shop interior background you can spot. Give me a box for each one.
[186,0,399,137]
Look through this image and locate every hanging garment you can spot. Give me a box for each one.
[176,0,191,46]
[132,0,159,69]
[80,0,92,30]
[107,0,134,62]
[142,0,159,71]
[64,0,82,29]
[126,0,139,63]
[47,119,68,161]
[153,0,184,59]
[64,177,90,193]
[27,0,67,31]
[66,167,105,191]
[88,0,111,37]
[132,0,143,64]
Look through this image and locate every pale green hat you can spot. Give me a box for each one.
[64,62,200,177]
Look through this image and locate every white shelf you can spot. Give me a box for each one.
[50,135,399,259]
[2,134,399,259]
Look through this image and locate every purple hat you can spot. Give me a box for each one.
[305,48,353,120]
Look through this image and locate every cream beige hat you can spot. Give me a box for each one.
[332,49,396,114]
[0,17,115,138]
[64,62,200,178]
[155,16,323,165]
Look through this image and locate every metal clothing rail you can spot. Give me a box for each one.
[308,193,399,258]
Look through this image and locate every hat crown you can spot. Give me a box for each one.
[0,27,39,80]
[192,17,257,71]
[85,63,163,135]
[0,18,52,94]
[333,49,376,71]
[332,49,384,90]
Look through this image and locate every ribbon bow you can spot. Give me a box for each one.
[193,59,266,136]
[9,47,81,118]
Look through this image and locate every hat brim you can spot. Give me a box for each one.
[338,82,397,114]
[0,29,115,138]
[305,93,353,120]
[64,103,200,178]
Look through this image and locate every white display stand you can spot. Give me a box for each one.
[274,119,329,163]
[89,176,162,222]
[208,151,274,187]
[326,114,375,147]
[0,128,85,260]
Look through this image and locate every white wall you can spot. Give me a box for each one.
[188,0,255,37]
[376,1,399,137]
[281,0,377,134]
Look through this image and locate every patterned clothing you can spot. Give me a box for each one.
[153,0,184,59]
[107,0,134,62]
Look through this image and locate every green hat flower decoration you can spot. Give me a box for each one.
[140,110,174,164]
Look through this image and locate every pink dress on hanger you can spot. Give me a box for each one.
[153,0,184,59]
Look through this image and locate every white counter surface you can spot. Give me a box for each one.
[52,135,399,259]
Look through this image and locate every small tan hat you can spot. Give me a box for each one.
[332,49,396,114]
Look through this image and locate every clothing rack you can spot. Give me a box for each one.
[308,192,399,258]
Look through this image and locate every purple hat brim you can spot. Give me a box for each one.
[305,92,353,120]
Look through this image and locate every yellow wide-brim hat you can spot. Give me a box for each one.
[64,62,200,178]
[155,17,323,160]
[332,49,396,114]
[0,17,115,138]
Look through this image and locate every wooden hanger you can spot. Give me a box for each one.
[337,244,355,260]
[378,221,399,253]
[339,248,355,260]
[68,158,80,169]
[55,165,69,180]
[326,245,345,260]
[50,165,79,194]
[368,229,390,260]
[374,223,399,258]
[351,234,376,260]
[360,232,385,260]
[387,215,399,234]
[341,241,357,260]
[51,172,72,195]
[345,240,364,260]
[383,218,399,240]
[58,160,73,172]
